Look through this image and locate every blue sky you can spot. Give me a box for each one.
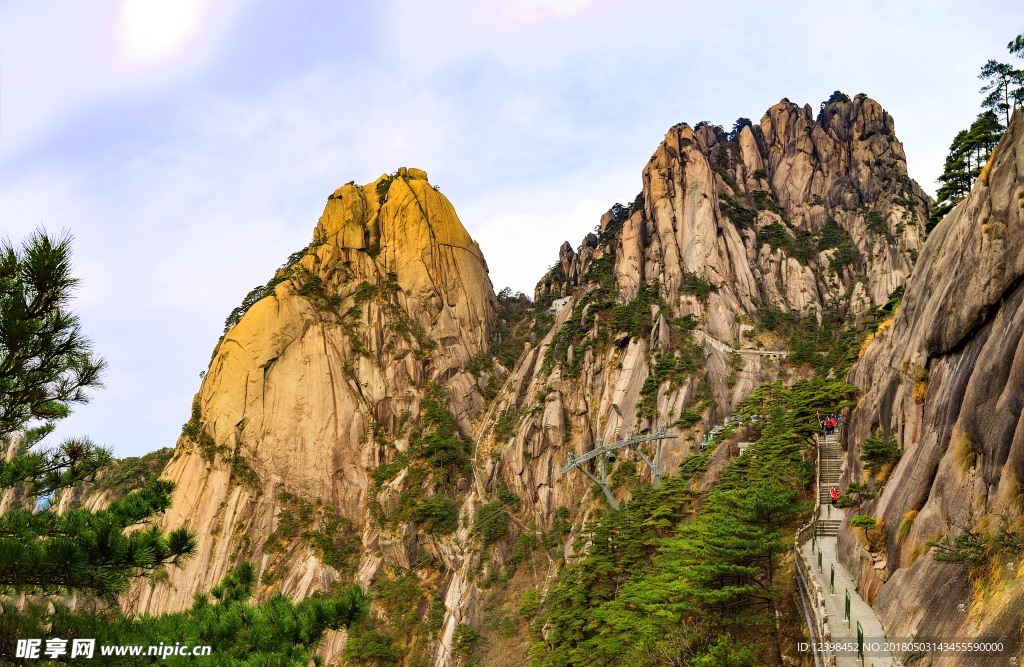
[2,0,1022,457]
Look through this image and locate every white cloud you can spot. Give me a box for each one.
[118,0,210,64]
[472,198,609,295]
[0,0,241,159]
[501,0,592,20]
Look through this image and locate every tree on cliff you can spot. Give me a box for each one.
[0,230,195,599]
[932,33,1024,229]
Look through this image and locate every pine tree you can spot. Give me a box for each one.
[979,60,1024,126]
[931,112,1003,226]
[0,230,195,600]
[932,34,1024,229]
[9,562,370,665]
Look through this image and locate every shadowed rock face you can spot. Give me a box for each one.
[543,95,928,339]
[842,111,1024,661]
[480,96,932,637]
[530,96,929,457]
[133,168,496,616]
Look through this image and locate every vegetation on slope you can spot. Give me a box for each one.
[3,563,368,666]
[931,34,1024,227]
[527,379,856,666]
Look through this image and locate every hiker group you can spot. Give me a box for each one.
[818,412,840,436]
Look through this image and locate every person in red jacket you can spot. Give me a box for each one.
[830,486,840,506]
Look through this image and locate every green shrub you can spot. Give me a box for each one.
[37,564,369,666]
[223,245,309,332]
[92,448,173,499]
[860,431,901,474]
[474,501,510,545]
[927,528,1022,569]
[751,189,784,215]
[718,195,756,228]
[375,176,393,205]
[371,456,407,486]
[181,399,221,462]
[816,217,859,270]
[676,409,702,428]
[850,515,877,530]
[680,272,716,301]
[836,481,877,509]
[265,492,359,574]
[299,274,324,296]
[452,624,481,658]
[507,532,539,570]
[519,589,542,618]
[896,511,916,545]
[610,284,657,339]
[824,90,851,105]
[410,384,472,484]
[344,628,400,666]
[550,506,571,539]
[410,495,459,535]
[354,281,378,304]
[862,208,891,238]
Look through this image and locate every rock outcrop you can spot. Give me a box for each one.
[134,168,495,623]
[135,95,938,666]
[842,110,1024,662]
[514,94,929,502]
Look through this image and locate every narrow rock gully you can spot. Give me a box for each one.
[794,432,901,667]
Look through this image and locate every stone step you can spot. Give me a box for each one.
[817,520,841,536]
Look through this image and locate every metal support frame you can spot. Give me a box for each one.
[561,427,677,510]
[857,620,864,664]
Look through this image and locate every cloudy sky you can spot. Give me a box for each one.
[2,0,1021,457]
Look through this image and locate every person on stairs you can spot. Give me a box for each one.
[830,486,840,506]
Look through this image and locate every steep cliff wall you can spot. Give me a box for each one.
[506,94,929,511]
[134,168,496,623]
[843,111,1024,662]
[135,95,933,666]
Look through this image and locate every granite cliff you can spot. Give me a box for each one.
[841,109,1024,663]
[133,96,942,665]
[131,169,495,638]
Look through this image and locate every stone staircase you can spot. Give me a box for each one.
[817,433,843,536]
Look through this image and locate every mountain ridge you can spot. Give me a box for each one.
[122,93,954,665]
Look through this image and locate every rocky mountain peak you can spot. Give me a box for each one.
[133,170,496,616]
[127,95,945,665]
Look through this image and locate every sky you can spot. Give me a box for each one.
[2,0,1022,457]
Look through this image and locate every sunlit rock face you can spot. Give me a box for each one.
[133,168,496,621]
[134,94,939,666]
